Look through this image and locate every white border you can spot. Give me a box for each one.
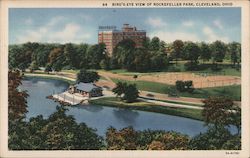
[1,0,249,158]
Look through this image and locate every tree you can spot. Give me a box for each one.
[150,52,168,71]
[106,126,138,150]
[87,43,106,69]
[210,40,227,70]
[202,96,241,128]
[8,70,29,121]
[9,45,32,71]
[183,42,200,61]
[64,43,77,69]
[200,42,211,63]
[113,39,136,70]
[9,106,104,150]
[112,82,127,97]
[172,40,184,65]
[48,47,65,72]
[77,69,100,83]
[189,126,238,150]
[150,37,160,51]
[228,42,241,67]
[45,63,52,74]
[77,43,89,69]
[132,48,151,72]
[123,84,139,103]
[133,75,138,81]
[112,82,139,103]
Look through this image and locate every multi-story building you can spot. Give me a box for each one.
[98,24,146,56]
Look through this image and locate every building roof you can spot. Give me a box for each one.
[74,82,101,92]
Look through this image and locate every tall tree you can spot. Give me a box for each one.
[172,40,184,65]
[210,40,227,69]
[228,42,241,67]
[8,70,29,121]
[150,37,160,51]
[77,69,100,83]
[202,96,241,129]
[48,47,65,71]
[113,39,136,70]
[64,43,77,69]
[199,42,211,63]
[183,42,200,63]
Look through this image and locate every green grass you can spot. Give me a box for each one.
[112,78,172,94]
[111,78,241,101]
[180,85,241,101]
[90,97,203,121]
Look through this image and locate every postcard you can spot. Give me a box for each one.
[0,0,249,158]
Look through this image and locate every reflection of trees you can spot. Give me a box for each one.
[76,104,103,113]
[113,108,139,125]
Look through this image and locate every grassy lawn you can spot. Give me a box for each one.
[111,78,241,101]
[90,97,203,121]
[112,78,172,94]
[180,85,241,101]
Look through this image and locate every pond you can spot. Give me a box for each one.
[20,77,210,137]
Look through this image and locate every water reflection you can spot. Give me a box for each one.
[75,104,104,113]
[113,108,139,125]
[21,77,211,137]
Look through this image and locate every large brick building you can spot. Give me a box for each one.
[98,24,146,56]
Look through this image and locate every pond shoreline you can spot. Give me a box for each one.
[89,97,203,121]
[24,74,203,121]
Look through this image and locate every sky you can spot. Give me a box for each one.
[9,8,241,44]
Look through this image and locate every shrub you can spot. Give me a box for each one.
[175,80,194,93]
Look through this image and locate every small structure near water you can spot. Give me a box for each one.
[48,82,103,106]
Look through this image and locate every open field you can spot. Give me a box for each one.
[89,97,203,121]
[111,78,241,101]
[98,71,240,89]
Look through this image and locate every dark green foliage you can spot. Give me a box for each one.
[77,69,100,83]
[175,80,194,93]
[112,82,139,103]
[123,84,139,103]
[200,42,211,62]
[228,42,241,67]
[150,37,160,51]
[9,106,104,150]
[189,126,240,150]
[172,40,184,65]
[202,96,241,128]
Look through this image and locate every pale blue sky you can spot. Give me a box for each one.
[9,8,241,44]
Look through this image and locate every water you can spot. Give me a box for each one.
[20,77,210,137]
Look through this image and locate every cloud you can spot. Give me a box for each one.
[24,18,33,25]
[182,21,194,27]
[47,23,91,43]
[202,26,229,42]
[47,16,65,27]
[213,19,223,30]
[146,17,167,28]
[149,30,200,42]
[16,16,92,44]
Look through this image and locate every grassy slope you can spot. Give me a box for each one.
[90,97,203,121]
[112,78,241,101]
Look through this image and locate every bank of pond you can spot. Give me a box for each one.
[20,77,237,137]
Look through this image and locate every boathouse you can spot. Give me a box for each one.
[68,82,103,97]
